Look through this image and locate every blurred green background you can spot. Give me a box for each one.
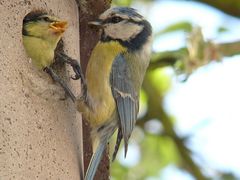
[110,0,240,180]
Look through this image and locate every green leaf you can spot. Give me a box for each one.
[217,26,229,33]
[147,68,172,96]
[112,0,133,6]
[155,21,193,37]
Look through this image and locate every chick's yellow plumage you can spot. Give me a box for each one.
[22,11,67,69]
[22,11,78,102]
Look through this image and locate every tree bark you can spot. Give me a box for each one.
[0,1,83,179]
[77,0,111,179]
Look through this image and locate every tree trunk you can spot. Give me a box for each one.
[0,1,83,179]
[78,0,111,179]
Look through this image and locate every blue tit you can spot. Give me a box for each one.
[76,7,152,180]
[22,11,82,102]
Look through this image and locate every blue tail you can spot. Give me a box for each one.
[84,140,107,180]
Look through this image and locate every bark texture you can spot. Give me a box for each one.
[78,0,111,179]
[0,1,83,179]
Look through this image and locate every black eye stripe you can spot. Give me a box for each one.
[104,16,124,24]
[42,17,50,21]
[103,17,142,25]
[38,16,54,22]
[23,17,53,23]
[111,16,123,23]
[23,11,47,24]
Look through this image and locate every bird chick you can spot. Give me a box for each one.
[22,11,82,101]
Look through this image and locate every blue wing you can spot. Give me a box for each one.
[110,54,139,160]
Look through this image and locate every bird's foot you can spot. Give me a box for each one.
[55,52,86,83]
[44,67,76,102]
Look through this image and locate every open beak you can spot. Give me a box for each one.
[88,20,103,28]
[49,21,68,33]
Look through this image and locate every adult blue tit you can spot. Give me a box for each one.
[22,11,82,102]
[76,7,152,180]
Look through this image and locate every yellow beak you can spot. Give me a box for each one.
[49,21,68,33]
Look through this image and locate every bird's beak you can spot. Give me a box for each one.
[88,20,103,28]
[49,21,68,33]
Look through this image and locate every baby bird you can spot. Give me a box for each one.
[22,11,82,101]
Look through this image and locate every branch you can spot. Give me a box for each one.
[194,0,240,18]
[150,38,240,72]
[149,48,187,70]
[77,0,112,179]
[219,41,240,57]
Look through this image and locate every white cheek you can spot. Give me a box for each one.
[104,24,121,39]
[104,23,143,41]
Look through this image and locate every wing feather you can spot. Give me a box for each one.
[110,54,139,158]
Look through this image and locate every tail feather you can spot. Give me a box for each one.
[85,140,107,180]
[112,128,123,161]
[123,135,129,158]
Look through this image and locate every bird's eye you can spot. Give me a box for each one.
[42,17,51,22]
[111,17,123,23]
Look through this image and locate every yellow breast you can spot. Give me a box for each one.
[23,36,56,69]
[85,41,126,127]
